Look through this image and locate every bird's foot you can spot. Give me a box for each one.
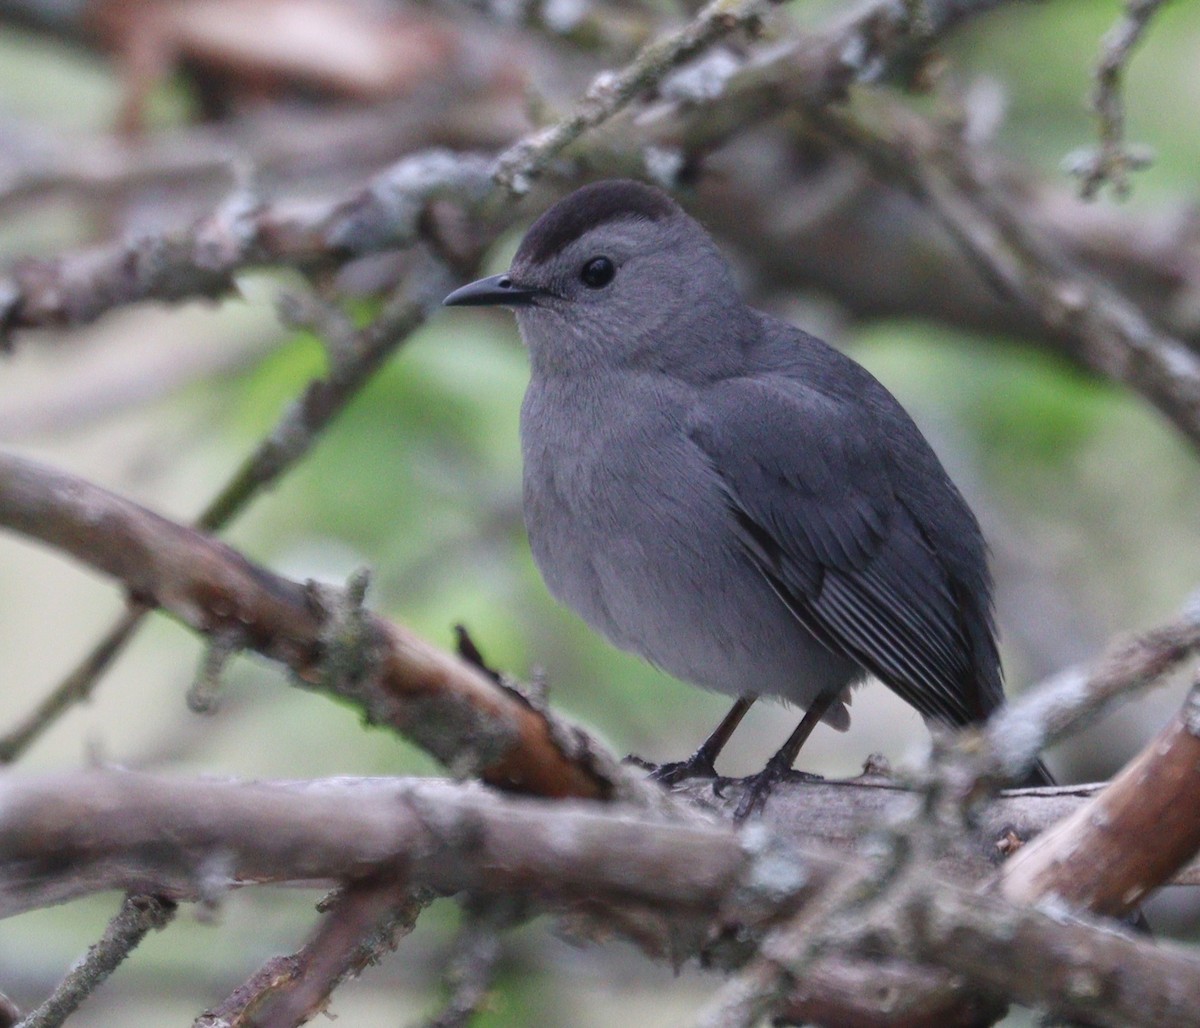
[626,751,719,786]
[732,763,822,822]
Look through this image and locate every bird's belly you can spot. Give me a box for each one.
[524,439,858,711]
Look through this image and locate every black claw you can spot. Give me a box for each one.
[732,765,823,822]
[650,754,719,785]
[732,764,785,821]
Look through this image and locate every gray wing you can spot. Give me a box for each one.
[689,376,990,727]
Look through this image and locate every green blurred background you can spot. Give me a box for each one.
[2,1,1200,1023]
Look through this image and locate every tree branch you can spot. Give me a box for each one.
[0,268,444,763]
[3,769,1199,1028]
[803,94,1200,451]
[196,881,432,1028]
[1067,0,1168,199]
[0,450,629,801]
[15,893,176,1028]
[1001,679,1200,916]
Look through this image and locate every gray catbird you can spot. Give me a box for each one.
[445,179,1050,812]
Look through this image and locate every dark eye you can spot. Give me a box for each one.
[580,256,615,289]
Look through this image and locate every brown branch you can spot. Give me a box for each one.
[774,957,999,1028]
[1001,679,1200,917]
[0,266,442,762]
[197,881,431,1028]
[0,773,746,917]
[2,771,1197,915]
[5,770,1200,1027]
[0,450,624,801]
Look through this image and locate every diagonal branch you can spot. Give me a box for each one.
[195,881,432,1028]
[803,95,1200,451]
[0,269,444,763]
[0,450,630,801]
[1001,679,1200,917]
[15,893,176,1028]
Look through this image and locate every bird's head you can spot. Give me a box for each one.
[444,180,745,376]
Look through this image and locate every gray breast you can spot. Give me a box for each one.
[519,371,860,724]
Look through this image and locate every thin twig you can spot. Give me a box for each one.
[0,602,146,763]
[1066,0,1168,199]
[492,0,773,192]
[0,267,442,763]
[15,894,176,1028]
[804,95,1200,451]
[197,882,432,1028]
[421,902,516,1028]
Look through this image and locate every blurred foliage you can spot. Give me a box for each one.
[3,0,1200,1023]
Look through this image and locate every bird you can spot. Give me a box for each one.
[444,179,1050,815]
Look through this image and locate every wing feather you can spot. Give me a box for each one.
[691,375,993,728]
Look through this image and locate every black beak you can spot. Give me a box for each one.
[443,273,541,308]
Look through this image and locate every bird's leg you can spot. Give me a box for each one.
[631,696,755,785]
[733,691,840,822]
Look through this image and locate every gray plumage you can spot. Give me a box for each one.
[445,179,1028,782]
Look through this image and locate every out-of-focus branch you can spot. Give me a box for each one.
[804,95,1200,451]
[15,893,176,1028]
[0,151,493,345]
[0,773,744,917]
[0,0,1034,344]
[421,903,510,1028]
[0,451,629,801]
[984,598,1200,782]
[1066,0,1168,199]
[490,0,776,192]
[1001,679,1200,917]
[195,881,431,1028]
[3,0,782,341]
[5,770,1199,1028]
[0,267,443,763]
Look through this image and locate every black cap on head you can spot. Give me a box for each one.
[515,180,679,267]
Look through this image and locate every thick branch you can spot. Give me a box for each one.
[1001,680,1200,916]
[0,451,621,801]
[1,770,1197,916]
[0,273,440,763]
[4,770,1199,1028]
[0,773,747,918]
